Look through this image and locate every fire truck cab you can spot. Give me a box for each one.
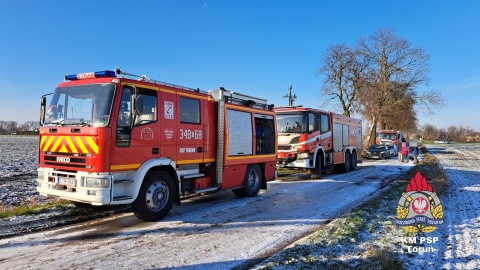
[275,107,362,178]
[376,130,402,146]
[37,69,277,221]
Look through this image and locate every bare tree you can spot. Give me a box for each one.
[0,121,5,134]
[357,28,432,146]
[380,81,417,131]
[447,125,458,141]
[421,124,478,142]
[416,89,445,116]
[8,121,18,133]
[23,120,40,131]
[316,28,445,145]
[462,126,476,138]
[317,44,367,116]
[438,128,448,140]
[421,124,438,140]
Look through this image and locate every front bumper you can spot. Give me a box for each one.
[36,168,112,205]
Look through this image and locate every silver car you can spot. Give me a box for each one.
[387,144,398,157]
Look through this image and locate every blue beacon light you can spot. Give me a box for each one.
[65,70,117,81]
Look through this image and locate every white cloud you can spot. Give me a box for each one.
[444,76,480,92]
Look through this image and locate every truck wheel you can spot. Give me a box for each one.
[311,154,321,179]
[343,152,351,173]
[131,171,175,222]
[233,164,262,197]
[350,152,357,171]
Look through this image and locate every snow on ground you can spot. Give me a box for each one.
[0,135,52,208]
[0,136,414,269]
[397,144,480,269]
[425,144,480,269]
[1,136,479,269]
[253,143,480,269]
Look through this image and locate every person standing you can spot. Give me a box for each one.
[401,140,409,163]
[412,146,420,164]
[398,137,405,162]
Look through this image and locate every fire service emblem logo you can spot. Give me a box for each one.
[396,171,444,233]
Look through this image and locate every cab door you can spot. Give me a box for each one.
[112,86,161,171]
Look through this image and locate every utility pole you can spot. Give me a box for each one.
[282,85,297,107]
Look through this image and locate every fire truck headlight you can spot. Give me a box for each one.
[85,177,110,188]
[298,152,309,159]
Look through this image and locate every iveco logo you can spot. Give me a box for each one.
[56,157,71,163]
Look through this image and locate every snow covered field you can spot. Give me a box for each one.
[0,135,50,208]
[423,144,480,269]
[384,144,480,269]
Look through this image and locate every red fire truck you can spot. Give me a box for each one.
[376,130,402,146]
[275,107,362,178]
[37,69,277,221]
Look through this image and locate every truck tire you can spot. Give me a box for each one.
[350,152,357,171]
[131,170,175,222]
[233,164,262,197]
[311,154,321,179]
[343,152,351,173]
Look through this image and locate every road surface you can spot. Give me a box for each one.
[0,159,411,269]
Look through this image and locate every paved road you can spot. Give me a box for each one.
[0,159,411,270]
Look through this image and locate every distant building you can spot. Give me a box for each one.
[466,134,480,142]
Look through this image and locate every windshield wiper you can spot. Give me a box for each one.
[50,118,90,126]
[69,121,91,127]
[50,118,65,126]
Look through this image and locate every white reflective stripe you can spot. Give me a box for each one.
[297,131,332,145]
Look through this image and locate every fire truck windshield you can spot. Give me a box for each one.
[44,83,115,126]
[378,133,397,140]
[276,112,307,133]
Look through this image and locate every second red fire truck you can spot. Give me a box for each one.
[275,107,362,178]
[37,69,277,221]
[376,130,404,146]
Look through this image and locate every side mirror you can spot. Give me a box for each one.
[39,97,46,126]
[128,85,141,128]
[39,93,53,126]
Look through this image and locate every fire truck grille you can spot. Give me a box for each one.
[278,145,292,150]
[42,152,90,169]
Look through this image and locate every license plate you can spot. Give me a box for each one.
[57,177,76,186]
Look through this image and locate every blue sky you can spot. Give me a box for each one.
[1,1,479,131]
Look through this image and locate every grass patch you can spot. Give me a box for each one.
[1,199,127,220]
[0,200,72,218]
[365,247,404,270]
[416,147,448,195]
[277,167,303,176]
